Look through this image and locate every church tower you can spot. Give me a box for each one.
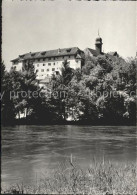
[95,33,103,55]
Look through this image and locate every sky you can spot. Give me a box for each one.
[2,0,136,70]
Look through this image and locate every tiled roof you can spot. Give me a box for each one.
[11,47,84,62]
[86,48,118,58]
[86,48,104,57]
[107,52,118,56]
[11,57,20,62]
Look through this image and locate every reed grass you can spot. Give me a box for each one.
[2,160,136,194]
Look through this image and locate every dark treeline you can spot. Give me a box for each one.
[1,54,136,125]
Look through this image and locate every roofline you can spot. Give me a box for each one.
[11,47,82,62]
[11,53,77,62]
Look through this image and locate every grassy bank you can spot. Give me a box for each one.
[2,160,136,194]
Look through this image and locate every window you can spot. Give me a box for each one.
[38,59,40,62]
[43,58,45,61]
[36,69,38,72]
[48,57,51,60]
[43,64,45,66]
[47,69,49,71]
[52,68,55,71]
[53,63,55,65]
[37,64,39,67]
[41,69,44,72]
[66,49,71,52]
[41,52,46,55]
[48,63,51,66]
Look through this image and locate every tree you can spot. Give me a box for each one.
[96,92,126,124]
[1,63,16,124]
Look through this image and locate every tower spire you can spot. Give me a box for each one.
[98,29,100,37]
[95,31,103,55]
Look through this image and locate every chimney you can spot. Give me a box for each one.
[58,48,61,53]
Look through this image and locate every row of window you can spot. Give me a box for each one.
[36,63,56,67]
[36,68,56,72]
[38,74,49,77]
[30,56,72,62]
[36,60,71,67]
[37,71,59,78]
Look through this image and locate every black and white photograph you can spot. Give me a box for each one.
[1,0,137,194]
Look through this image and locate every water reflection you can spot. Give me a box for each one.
[2,125,136,188]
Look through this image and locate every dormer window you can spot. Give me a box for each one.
[19,54,25,58]
[41,52,46,55]
[66,49,71,52]
[31,53,35,57]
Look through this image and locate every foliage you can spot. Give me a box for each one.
[2,161,136,194]
[1,55,136,125]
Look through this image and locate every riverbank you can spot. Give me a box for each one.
[2,117,136,126]
[2,160,136,194]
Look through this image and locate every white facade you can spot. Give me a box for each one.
[12,61,23,71]
[33,56,81,80]
[11,47,84,82]
[12,55,82,80]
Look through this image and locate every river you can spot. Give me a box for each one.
[1,125,136,188]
